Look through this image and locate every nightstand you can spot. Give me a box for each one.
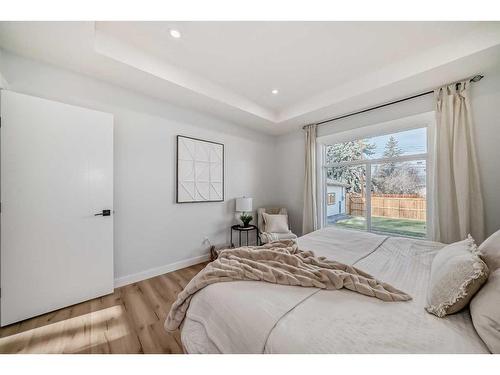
[230,224,260,247]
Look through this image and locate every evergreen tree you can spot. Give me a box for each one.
[383,136,403,158]
[380,136,403,176]
[372,136,423,194]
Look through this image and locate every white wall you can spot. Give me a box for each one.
[1,49,500,287]
[0,51,279,285]
[274,130,304,235]
[0,50,8,89]
[277,71,500,238]
[473,71,500,236]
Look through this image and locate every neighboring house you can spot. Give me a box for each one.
[326,180,349,217]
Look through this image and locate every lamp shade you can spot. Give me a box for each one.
[235,197,252,212]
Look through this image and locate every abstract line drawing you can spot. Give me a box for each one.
[176,135,224,203]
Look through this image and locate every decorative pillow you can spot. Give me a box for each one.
[426,236,489,318]
[470,269,500,353]
[478,229,500,271]
[262,213,289,233]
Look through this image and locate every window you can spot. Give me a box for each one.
[327,193,336,205]
[322,126,429,238]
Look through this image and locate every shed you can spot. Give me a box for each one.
[326,180,349,217]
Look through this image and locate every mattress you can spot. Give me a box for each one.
[180,227,490,353]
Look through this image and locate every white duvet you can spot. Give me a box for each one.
[180,227,489,353]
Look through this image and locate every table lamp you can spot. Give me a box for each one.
[235,197,253,227]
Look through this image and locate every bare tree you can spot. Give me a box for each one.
[372,137,423,194]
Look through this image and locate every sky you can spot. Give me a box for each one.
[367,127,427,183]
[327,126,428,192]
[367,127,427,159]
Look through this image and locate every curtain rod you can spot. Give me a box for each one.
[303,74,484,129]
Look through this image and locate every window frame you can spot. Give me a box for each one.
[317,112,435,239]
[327,192,336,206]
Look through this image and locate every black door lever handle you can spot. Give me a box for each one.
[95,209,111,216]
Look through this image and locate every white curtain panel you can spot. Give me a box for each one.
[302,124,318,234]
[432,80,485,244]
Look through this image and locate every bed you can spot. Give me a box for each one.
[179,227,490,353]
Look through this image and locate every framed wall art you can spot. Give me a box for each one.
[176,135,224,203]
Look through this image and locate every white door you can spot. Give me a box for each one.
[1,90,114,326]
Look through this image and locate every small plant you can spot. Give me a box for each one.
[239,213,253,227]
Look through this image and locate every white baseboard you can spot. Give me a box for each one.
[114,253,210,288]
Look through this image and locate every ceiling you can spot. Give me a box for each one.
[1,21,500,135]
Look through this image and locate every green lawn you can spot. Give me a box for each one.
[334,216,426,238]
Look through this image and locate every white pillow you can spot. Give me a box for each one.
[262,213,289,233]
[478,229,500,271]
[470,229,500,353]
[425,236,489,317]
[470,269,500,353]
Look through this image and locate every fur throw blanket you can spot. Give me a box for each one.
[165,240,411,331]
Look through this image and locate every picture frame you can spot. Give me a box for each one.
[176,135,224,203]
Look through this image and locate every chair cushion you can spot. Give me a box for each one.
[426,236,489,317]
[260,231,297,244]
[262,213,289,233]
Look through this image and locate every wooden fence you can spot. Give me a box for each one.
[346,193,426,221]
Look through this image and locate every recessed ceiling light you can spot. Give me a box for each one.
[169,29,181,39]
[271,89,279,95]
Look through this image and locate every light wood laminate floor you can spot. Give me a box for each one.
[0,262,207,354]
